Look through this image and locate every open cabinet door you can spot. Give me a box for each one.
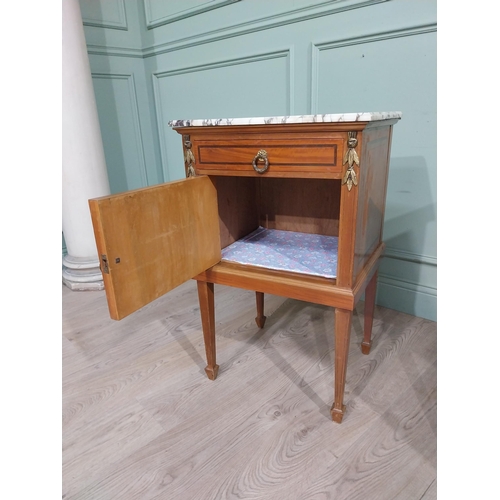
[89,176,221,320]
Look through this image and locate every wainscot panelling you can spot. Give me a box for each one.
[80,0,147,55]
[78,0,437,321]
[377,272,437,322]
[378,251,437,321]
[152,49,293,181]
[91,73,148,193]
[80,0,128,30]
[310,24,437,113]
[83,0,389,58]
[139,0,388,58]
[311,24,437,320]
[143,0,241,30]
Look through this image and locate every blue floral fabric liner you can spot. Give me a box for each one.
[221,226,338,278]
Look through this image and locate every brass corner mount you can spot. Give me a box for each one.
[183,135,196,178]
[342,131,359,191]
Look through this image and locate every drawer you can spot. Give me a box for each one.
[188,133,345,178]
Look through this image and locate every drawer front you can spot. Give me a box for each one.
[190,134,344,177]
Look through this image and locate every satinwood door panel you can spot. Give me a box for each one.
[89,176,221,320]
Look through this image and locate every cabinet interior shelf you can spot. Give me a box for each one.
[221,226,338,279]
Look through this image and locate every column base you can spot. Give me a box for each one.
[62,254,104,291]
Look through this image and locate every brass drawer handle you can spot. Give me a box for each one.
[252,149,269,173]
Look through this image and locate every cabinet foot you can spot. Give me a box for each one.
[330,404,346,423]
[205,364,219,380]
[255,292,266,328]
[197,280,218,381]
[332,308,352,424]
[255,316,267,328]
[361,340,372,355]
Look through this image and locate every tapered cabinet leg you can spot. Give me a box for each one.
[255,291,266,328]
[362,271,378,355]
[330,308,353,423]
[197,280,219,380]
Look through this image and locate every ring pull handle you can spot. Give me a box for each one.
[252,149,269,173]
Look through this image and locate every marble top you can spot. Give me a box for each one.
[168,112,402,128]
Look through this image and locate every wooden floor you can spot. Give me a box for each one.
[62,280,437,500]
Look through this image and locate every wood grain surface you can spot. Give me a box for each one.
[258,178,341,237]
[89,176,221,320]
[181,124,348,178]
[63,281,436,500]
[353,126,392,278]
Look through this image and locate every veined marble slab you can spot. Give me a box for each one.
[168,112,402,128]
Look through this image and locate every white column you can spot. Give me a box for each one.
[62,0,110,290]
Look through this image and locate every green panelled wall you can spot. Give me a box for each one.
[78,0,437,321]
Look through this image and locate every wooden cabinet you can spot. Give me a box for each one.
[89,112,401,423]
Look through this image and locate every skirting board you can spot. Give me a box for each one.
[376,276,436,322]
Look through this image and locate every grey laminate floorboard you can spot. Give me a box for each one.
[62,280,436,499]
